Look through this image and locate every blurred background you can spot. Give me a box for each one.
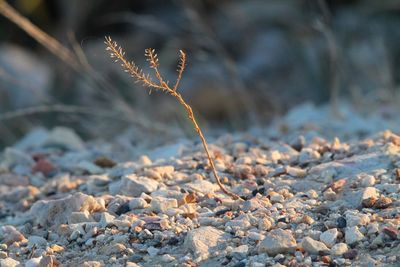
[0,0,400,149]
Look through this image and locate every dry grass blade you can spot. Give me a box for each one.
[105,36,241,200]
[0,0,80,70]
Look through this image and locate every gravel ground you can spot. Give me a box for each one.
[0,102,400,267]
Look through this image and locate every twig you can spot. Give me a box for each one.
[105,37,240,200]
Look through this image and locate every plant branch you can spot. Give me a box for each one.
[105,37,240,200]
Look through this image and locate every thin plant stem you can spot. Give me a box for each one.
[105,37,240,200]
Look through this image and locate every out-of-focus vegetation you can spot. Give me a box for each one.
[1,0,400,147]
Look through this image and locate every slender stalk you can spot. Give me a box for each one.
[105,37,240,200]
[0,0,80,70]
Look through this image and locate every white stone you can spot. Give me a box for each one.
[44,127,84,150]
[25,256,42,267]
[30,192,103,227]
[345,187,378,208]
[346,213,370,227]
[270,194,284,203]
[151,197,178,213]
[0,257,20,267]
[120,175,159,197]
[230,245,249,260]
[68,211,94,224]
[183,180,219,194]
[147,246,159,257]
[345,226,364,245]
[320,228,338,248]
[258,229,297,256]
[184,226,227,257]
[360,175,375,187]
[129,198,148,210]
[226,219,251,229]
[301,237,330,254]
[28,235,47,247]
[99,212,116,228]
[330,243,348,256]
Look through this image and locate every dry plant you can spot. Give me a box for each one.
[104,36,240,200]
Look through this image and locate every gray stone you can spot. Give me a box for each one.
[151,197,178,213]
[230,245,249,260]
[120,175,158,197]
[68,211,95,224]
[28,235,47,247]
[14,128,48,150]
[0,257,20,267]
[301,237,330,255]
[30,192,104,227]
[2,147,34,168]
[184,226,227,257]
[44,127,84,150]
[330,243,348,256]
[129,198,148,210]
[99,212,116,228]
[258,229,297,256]
[345,187,379,208]
[345,226,364,245]
[183,180,219,194]
[320,228,338,248]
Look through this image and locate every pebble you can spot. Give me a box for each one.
[30,192,103,227]
[330,243,348,256]
[301,236,330,255]
[99,243,126,255]
[320,228,338,248]
[128,198,148,210]
[82,261,103,267]
[346,187,378,208]
[345,213,370,227]
[28,236,47,247]
[258,217,274,231]
[360,175,375,187]
[25,256,42,267]
[258,229,297,256]
[99,212,116,228]
[151,197,178,213]
[184,226,227,257]
[345,226,365,245]
[120,175,159,197]
[231,245,249,260]
[68,211,94,224]
[1,226,26,245]
[0,258,20,267]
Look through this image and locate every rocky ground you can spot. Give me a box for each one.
[0,102,400,267]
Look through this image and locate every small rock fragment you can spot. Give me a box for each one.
[0,257,20,267]
[68,211,94,224]
[184,226,226,257]
[99,243,126,255]
[301,237,330,255]
[129,198,148,210]
[151,197,178,213]
[120,175,159,197]
[30,192,103,227]
[320,228,338,248]
[374,196,392,209]
[345,226,364,245]
[1,225,26,245]
[330,243,348,256]
[258,229,297,256]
